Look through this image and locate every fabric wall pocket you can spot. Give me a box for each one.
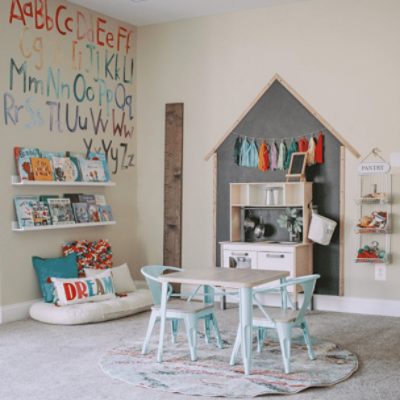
[308,211,337,246]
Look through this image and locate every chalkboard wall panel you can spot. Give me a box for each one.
[216,81,341,295]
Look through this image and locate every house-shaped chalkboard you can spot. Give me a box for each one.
[205,74,360,296]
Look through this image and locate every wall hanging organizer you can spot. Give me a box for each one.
[354,148,392,265]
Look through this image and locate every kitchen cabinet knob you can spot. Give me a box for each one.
[231,252,249,256]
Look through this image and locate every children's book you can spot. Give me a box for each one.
[88,204,101,223]
[39,195,59,206]
[72,203,90,223]
[63,193,83,204]
[98,205,113,222]
[47,198,75,225]
[79,159,106,182]
[95,195,106,205]
[31,158,53,181]
[14,147,40,181]
[52,157,81,182]
[88,152,111,181]
[78,194,96,204]
[65,157,82,181]
[32,201,52,226]
[14,196,38,228]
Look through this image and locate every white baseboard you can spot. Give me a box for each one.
[0,299,41,324]
[182,284,400,318]
[2,291,399,324]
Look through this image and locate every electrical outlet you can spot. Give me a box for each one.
[375,264,387,281]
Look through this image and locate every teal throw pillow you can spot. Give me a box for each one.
[32,254,78,303]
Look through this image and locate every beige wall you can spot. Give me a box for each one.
[0,0,137,306]
[136,0,400,300]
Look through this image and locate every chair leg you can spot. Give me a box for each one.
[301,321,315,360]
[184,315,198,361]
[257,327,267,353]
[276,322,292,374]
[171,319,179,344]
[142,311,157,355]
[229,325,241,366]
[210,313,223,349]
[204,316,211,344]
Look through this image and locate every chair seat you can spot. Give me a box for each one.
[253,307,298,324]
[152,299,214,314]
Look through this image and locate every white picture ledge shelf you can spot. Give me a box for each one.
[12,221,116,232]
[11,176,116,187]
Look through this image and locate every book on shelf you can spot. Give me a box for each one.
[78,194,96,204]
[95,194,107,205]
[32,202,52,226]
[72,203,90,223]
[31,158,54,181]
[87,204,101,222]
[79,159,106,182]
[52,157,81,182]
[14,196,38,228]
[98,205,113,222]
[14,147,40,181]
[47,198,75,225]
[39,195,59,206]
[63,193,83,204]
[88,152,111,181]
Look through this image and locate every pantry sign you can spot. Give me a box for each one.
[358,162,390,175]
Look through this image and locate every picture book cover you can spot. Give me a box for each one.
[63,193,83,204]
[14,196,38,228]
[39,195,59,205]
[73,203,90,223]
[88,152,111,181]
[98,205,113,222]
[78,194,96,204]
[47,198,75,225]
[80,159,106,182]
[88,204,101,223]
[40,150,65,171]
[66,157,82,181]
[31,158,53,181]
[95,195,106,205]
[52,157,81,182]
[14,147,40,181]
[32,201,52,226]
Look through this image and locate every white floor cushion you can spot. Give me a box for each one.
[30,288,153,325]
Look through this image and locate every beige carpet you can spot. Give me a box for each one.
[0,306,399,400]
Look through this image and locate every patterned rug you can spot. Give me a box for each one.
[99,332,358,397]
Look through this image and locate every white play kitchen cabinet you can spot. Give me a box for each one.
[220,182,313,306]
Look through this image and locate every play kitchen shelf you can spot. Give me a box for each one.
[354,149,392,265]
[229,182,312,243]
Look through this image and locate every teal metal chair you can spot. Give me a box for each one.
[230,274,320,374]
[141,265,223,361]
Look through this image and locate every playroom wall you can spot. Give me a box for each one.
[0,0,137,311]
[136,0,400,302]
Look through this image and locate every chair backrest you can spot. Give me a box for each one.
[253,274,320,325]
[141,265,181,305]
[287,274,319,324]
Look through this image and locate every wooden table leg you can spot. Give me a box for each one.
[157,282,168,363]
[239,287,253,375]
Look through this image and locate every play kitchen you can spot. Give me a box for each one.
[221,181,337,303]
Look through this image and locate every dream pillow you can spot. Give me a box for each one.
[32,254,78,303]
[85,263,137,294]
[52,269,116,306]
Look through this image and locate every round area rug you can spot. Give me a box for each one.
[99,332,358,397]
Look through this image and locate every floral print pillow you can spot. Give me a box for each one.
[62,239,113,276]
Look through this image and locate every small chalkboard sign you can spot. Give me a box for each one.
[286,152,307,181]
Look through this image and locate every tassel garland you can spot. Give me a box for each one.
[235,131,325,171]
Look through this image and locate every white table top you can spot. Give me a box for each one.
[158,268,289,289]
